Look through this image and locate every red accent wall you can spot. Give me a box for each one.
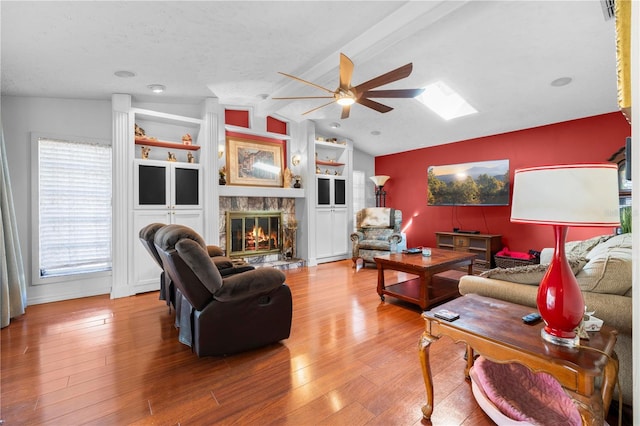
[375,113,631,252]
[267,116,288,135]
[225,109,250,128]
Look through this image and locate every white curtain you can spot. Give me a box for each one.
[1,121,27,328]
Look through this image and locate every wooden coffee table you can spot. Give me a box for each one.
[374,249,475,310]
[419,294,618,424]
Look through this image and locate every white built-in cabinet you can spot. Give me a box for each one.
[131,108,204,293]
[314,137,351,263]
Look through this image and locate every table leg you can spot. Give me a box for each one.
[418,329,439,420]
[376,262,385,301]
[464,345,474,379]
[419,272,429,310]
[600,351,619,415]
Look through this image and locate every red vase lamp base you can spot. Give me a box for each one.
[541,328,579,348]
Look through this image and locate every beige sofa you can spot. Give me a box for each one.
[459,233,633,407]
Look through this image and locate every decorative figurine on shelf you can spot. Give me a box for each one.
[293,175,302,188]
[219,166,226,185]
[167,152,177,162]
[283,167,293,188]
[141,146,151,159]
[316,165,321,174]
[187,152,195,163]
[182,133,192,145]
[135,123,146,137]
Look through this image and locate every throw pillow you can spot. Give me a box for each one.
[539,234,612,264]
[576,248,632,295]
[480,257,587,285]
[360,207,391,228]
[586,233,631,259]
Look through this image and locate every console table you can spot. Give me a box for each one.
[435,232,502,273]
[419,294,618,424]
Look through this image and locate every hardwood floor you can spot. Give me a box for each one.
[0,260,617,425]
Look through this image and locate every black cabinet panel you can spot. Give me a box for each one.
[175,167,199,205]
[318,178,330,205]
[138,165,166,205]
[334,179,346,205]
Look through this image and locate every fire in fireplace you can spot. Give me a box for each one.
[226,211,282,257]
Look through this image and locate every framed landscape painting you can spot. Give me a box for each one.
[226,134,285,187]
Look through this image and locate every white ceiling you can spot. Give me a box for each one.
[1,1,620,157]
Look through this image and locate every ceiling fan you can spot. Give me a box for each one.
[273,53,425,119]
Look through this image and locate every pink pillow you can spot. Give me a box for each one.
[471,356,581,425]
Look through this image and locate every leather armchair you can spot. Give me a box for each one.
[350,208,402,266]
[154,224,293,356]
[139,223,255,309]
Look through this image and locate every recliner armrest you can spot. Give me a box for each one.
[350,231,364,242]
[207,245,225,257]
[214,268,286,302]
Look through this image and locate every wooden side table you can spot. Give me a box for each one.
[419,294,618,425]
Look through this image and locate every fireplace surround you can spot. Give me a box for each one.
[226,210,282,257]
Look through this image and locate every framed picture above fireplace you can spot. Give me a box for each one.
[226,133,285,187]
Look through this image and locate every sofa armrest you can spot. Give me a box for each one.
[350,231,363,243]
[459,275,539,309]
[214,268,286,302]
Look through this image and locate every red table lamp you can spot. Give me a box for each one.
[510,164,620,347]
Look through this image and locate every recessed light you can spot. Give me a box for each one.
[371,130,381,136]
[329,122,341,129]
[147,84,166,93]
[114,70,136,78]
[258,93,269,100]
[551,77,572,87]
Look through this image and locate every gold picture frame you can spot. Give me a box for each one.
[226,134,285,187]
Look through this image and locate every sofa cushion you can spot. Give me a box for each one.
[480,257,587,285]
[539,234,612,264]
[362,228,393,241]
[576,247,632,295]
[359,239,391,251]
[585,232,631,259]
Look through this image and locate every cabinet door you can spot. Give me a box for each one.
[172,163,201,209]
[334,178,346,206]
[135,160,170,208]
[316,209,334,258]
[172,210,203,235]
[331,208,348,255]
[132,210,171,290]
[317,177,331,206]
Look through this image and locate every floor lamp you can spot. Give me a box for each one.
[370,175,390,207]
[510,164,620,347]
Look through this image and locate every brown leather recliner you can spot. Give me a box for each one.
[154,224,293,356]
[139,223,255,309]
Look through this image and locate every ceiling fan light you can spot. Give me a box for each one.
[336,97,355,106]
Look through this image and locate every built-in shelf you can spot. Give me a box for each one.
[135,137,200,151]
[218,185,305,198]
[315,160,344,166]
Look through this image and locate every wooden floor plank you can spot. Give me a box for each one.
[7,260,621,425]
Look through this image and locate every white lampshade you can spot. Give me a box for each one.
[370,175,390,187]
[511,164,620,227]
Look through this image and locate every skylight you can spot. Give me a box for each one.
[417,81,477,120]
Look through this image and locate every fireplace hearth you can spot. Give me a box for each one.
[226,211,282,257]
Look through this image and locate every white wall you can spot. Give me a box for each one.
[352,147,376,207]
[2,96,114,304]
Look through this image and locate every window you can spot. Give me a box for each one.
[33,135,112,283]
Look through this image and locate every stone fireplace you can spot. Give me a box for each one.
[226,211,282,257]
[219,197,299,265]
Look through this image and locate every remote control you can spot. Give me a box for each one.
[522,312,542,324]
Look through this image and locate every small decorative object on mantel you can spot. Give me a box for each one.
[182,133,192,145]
[219,166,226,185]
[283,167,292,188]
[135,123,145,137]
[293,175,301,188]
[167,152,177,162]
[187,152,195,163]
[141,146,150,159]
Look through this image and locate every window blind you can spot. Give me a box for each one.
[38,138,112,278]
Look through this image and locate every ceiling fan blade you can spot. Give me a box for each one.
[357,97,394,113]
[278,72,335,94]
[363,88,425,98]
[354,63,414,94]
[339,53,354,91]
[272,96,334,100]
[302,100,337,116]
[341,104,351,119]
